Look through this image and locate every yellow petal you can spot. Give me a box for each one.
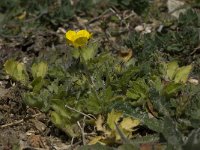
[74,37,88,47]
[77,30,91,39]
[65,30,76,42]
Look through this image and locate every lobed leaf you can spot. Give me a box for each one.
[4,59,29,85]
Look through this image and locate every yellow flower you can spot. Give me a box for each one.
[65,30,92,48]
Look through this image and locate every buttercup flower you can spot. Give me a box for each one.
[65,30,92,48]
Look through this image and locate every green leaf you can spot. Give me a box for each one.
[131,134,160,144]
[23,92,45,110]
[51,111,62,126]
[31,77,45,93]
[22,89,51,112]
[162,117,183,148]
[81,43,98,61]
[86,93,102,114]
[150,75,163,92]
[183,128,200,150]
[101,86,114,109]
[126,90,140,99]
[86,99,100,114]
[4,59,17,76]
[51,100,71,119]
[174,65,192,83]
[163,82,183,96]
[126,79,149,100]
[166,61,179,80]
[50,98,82,137]
[31,62,48,79]
[71,48,80,59]
[50,111,79,137]
[4,59,29,85]
[48,66,66,79]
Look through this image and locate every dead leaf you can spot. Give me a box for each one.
[146,100,158,118]
[88,136,105,145]
[120,117,140,132]
[27,134,45,148]
[114,117,140,140]
[107,109,122,130]
[16,11,27,20]
[95,115,105,132]
[118,48,133,63]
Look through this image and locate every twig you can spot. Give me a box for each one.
[70,136,75,150]
[70,140,82,150]
[0,113,42,128]
[109,7,121,20]
[124,11,136,20]
[87,9,112,24]
[25,10,48,23]
[77,120,86,145]
[114,122,130,144]
[191,45,200,55]
[65,104,94,120]
[88,7,121,25]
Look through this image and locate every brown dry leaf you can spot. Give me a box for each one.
[27,134,45,148]
[146,100,158,118]
[140,143,165,150]
[77,17,88,27]
[16,11,27,20]
[118,48,133,63]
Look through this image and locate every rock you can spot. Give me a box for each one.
[188,78,199,85]
[30,119,47,132]
[167,0,187,18]
[135,25,144,32]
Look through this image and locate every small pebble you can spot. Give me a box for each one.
[188,78,199,85]
[135,25,144,32]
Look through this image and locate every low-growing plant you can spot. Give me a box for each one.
[3,9,200,149]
